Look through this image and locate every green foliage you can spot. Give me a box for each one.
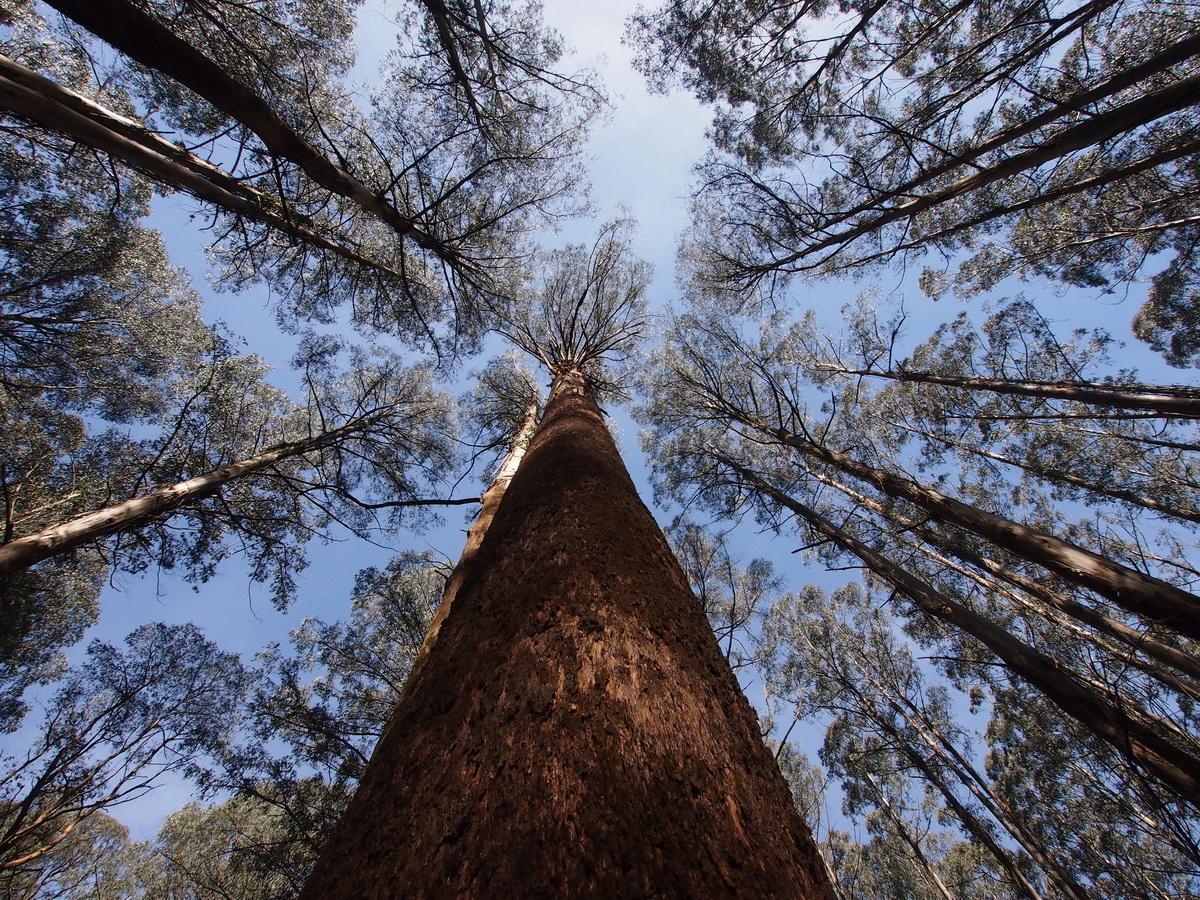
[638,296,1200,894]
[630,0,1200,363]
[0,624,248,887]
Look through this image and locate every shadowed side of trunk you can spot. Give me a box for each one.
[300,367,833,897]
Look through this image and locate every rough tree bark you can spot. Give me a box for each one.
[300,368,834,898]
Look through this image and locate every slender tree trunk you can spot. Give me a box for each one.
[817,363,1200,416]
[724,408,1200,641]
[863,773,957,900]
[808,32,1200,238]
[806,462,1200,686]
[912,536,1200,703]
[0,54,408,282]
[890,420,1200,523]
[881,692,1092,900]
[0,417,376,575]
[890,737,1047,900]
[768,66,1200,272]
[300,369,834,898]
[728,460,1200,805]
[44,0,460,267]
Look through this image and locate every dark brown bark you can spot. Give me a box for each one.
[807,463,1200,689]
[44,0,462,268]
[300,369,834,898]
[728,461,1200,806]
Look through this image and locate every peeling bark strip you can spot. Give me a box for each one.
[414,400,540,669]
[301,369,834,898]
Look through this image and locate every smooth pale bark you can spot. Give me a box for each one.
[892,738,1047,900]
[44,0,461,267]
[729,461,1200,805]
[817,362,1200,416]
[0,54,407,280]
[863,772,957,900]
[414,400,540,668]
[300,369,834,898]
[877,686,1091,900]
[0,418,376,575]
[724,408,1200,641]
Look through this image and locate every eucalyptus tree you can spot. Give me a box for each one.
[0,72,233,732]
[0,812,142,900]
[628,0,1200,361]
[296,223,834,897]
[793,298,1200,531]
[638,303,1200,813]
[0,623,248,886]
[1,341,464,610]
[10,0,603,355]
[134,550,446,900]
[763,582,1099,900]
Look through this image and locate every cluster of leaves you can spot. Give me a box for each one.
[0,550,443,899]
[629,0,1200,364]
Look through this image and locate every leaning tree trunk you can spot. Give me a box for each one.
[730,461,1200,806]
[820,364,1200,416]
[299,368,834,898]
[725,408,1200,641]
[45,0,456,266]
[0,416,378,575]
[0,54,406,282]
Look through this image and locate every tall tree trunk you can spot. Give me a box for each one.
[0,54,408,282]
[806,461,1200,687]
[728,460,1200,806]
[44,0,460,268]
[889,420,1200,523]
[0,417,377,575]
[724,408,1200,641]
[817,363,1200,416]
[300,368,834,898]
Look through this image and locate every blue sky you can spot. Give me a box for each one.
[6,0,1187,845]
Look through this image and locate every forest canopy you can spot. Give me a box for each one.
[1,0,1199,895]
